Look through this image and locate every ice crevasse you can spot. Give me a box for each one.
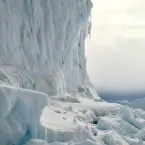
[0,0,101,145]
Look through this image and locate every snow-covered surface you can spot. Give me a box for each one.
[24,97,145,145]
[2,83,145,145]
[40,98,120,143]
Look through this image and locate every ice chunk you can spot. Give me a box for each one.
[41,104,96,143]
[120,106,134,122]
[104,130,129,145]
[120,120,139,134]
[0,85,48,145]
[97,118,112,130]
[136,129,145,141]
[120,100,129,106]
[123,136,143,145]
[120,106,142,129]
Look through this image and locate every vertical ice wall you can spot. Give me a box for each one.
[0,1,101,144]
[0,0,99,98]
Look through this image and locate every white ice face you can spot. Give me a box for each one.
[0,0,98,98]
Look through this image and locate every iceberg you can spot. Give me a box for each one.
[1,0,145,145]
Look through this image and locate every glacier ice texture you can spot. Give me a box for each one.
[2,0,145,145]
[0,0,98,99]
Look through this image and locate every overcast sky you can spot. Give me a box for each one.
[86,0,145,93]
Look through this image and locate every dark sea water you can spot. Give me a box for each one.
[97,91,145,103]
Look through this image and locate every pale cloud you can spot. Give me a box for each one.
[86,0,145,92]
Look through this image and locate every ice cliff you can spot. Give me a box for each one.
[0,0,100,144]
[0,0,99,99]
